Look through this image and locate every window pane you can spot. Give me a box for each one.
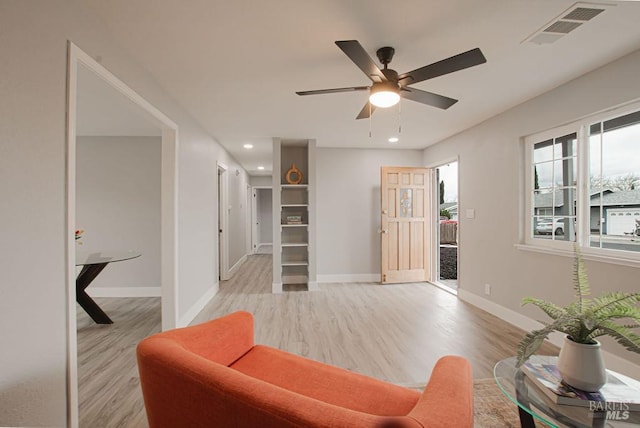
[554,133,577,160]
[552,217,575,242]
[534,139,554,163]
[589,112,640,252]
[554,187,577,218]
[553,159,578,187]
[534,162,553,190]
[533,189,553,217]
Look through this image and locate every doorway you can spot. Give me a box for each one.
[66,43,178,427]
[252,187,273,254]
[435,161,459,292]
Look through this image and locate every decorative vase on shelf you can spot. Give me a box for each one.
[285,163,303,185]
[557,335,607,392]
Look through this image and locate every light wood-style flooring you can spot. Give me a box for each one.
[77,254,557,427]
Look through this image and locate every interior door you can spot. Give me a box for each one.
[381,167,432,284]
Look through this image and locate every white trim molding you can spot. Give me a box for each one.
[178,282,219,327]
[228,254,248,277]
[67,42,179,428]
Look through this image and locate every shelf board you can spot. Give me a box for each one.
[281,224,308,227]
[281,184,308,188]
[281,261,309,266]
[281,204,308,208]
[282,242,308,247]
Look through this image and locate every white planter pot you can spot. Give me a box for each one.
[557,335,607,392]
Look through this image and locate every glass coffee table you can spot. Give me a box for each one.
[76,250,141,324]
[494,356,640,428]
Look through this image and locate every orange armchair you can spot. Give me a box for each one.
[137,311,473,428]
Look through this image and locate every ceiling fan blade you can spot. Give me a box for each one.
[398,48,486,85]
[401,87,458,110]
[335,40,387,82]
[356,102,376,120]
[296,86,369,96]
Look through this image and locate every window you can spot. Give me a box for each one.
[524,102,640,260]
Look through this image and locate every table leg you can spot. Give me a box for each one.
[76,263,113,324]
[515,370,538,428]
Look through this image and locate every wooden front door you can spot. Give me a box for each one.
[381,167,432,284]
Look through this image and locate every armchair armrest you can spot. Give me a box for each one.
[407,355,473,428]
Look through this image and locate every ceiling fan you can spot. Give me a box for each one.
[296,40,487,119]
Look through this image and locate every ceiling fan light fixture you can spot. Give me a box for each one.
[369,82,400,108]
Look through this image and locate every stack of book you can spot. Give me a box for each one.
[286,215,302,225]
[522,360,640,413]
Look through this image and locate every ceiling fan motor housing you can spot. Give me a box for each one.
[376,46,395,67]
[382,68,399,82]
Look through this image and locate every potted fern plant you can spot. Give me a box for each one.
[517,247,640,391]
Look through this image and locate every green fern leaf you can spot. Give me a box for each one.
[522,297,566,320]
[597,321,640,354]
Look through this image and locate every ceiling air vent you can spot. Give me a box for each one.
[524,2,609,45]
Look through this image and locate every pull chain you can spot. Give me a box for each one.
[398,97,402,135]
[368,102,372,138]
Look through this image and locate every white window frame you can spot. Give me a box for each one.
[520,100,640,267]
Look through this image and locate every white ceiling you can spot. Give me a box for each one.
[82,0,640,175]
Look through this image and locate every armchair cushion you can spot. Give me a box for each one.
[231,345,420,416]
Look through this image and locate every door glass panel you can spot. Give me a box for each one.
[399,188,413,218]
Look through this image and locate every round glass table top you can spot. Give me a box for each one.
[494,356,640,428]
[76,250,141,266]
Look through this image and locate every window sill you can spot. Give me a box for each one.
[515,243,640,269]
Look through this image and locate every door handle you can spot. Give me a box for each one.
[382,209,388,214]
[380,229,388,234]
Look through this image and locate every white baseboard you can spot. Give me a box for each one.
[272,282,282,294]
[458,289,640,379]
[178,282,219,327]
[229,254,248,277]
[308,281,319,291]
[253,243,273,255]
[87,287,161,297]
[317,273,380,283]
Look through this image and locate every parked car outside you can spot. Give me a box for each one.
[535,218,565,235]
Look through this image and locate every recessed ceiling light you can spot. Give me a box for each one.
[388,137,399,143]
[257,166,265,170]
[243,143,254,149]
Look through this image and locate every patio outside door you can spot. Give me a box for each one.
[381,167,432,284]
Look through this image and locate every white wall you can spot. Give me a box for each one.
[76,136,161,293]
[0,1,248,425]
[250,175,272,186]
[316,148,424,280]
[423,49,640,371]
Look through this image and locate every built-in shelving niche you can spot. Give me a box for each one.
[272,138,317,293]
